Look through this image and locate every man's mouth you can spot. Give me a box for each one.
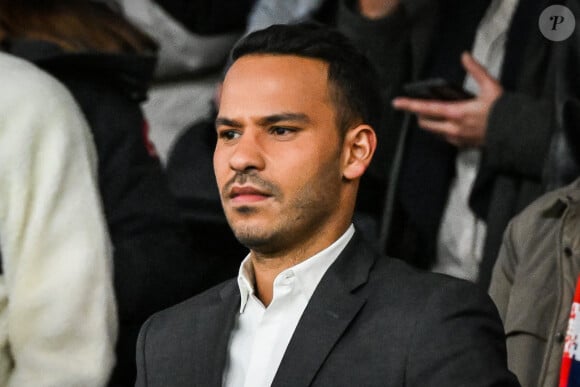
[229,185,272,203]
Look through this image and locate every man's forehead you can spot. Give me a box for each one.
[224,54,329,83]
[221,55,331,105]
[217,54,338,128]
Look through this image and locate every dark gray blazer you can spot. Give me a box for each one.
[135,233,519,387]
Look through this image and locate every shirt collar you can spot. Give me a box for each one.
[517,178,580,221]
[547,178,580,210]
[561,178,580,203]
[236,224,355,313]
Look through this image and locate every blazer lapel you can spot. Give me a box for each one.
[194,281,240,386]
[271,233,376,387]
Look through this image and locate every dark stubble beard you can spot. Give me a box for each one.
[222,158,342,256]
[221,171,283,249]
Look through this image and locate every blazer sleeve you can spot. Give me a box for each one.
[0,56,117,387]
[484,92,553,180]
[405,278,519,386]
[135,315,154,387]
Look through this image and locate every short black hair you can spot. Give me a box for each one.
[231,22,382,134]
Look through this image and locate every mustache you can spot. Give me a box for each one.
[222,172,281,198]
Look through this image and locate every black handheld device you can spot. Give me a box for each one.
[402,78,474,101]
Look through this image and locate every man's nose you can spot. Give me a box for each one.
[228,130,265,172]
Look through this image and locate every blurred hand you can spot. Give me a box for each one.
[358,0,400,19]
[392,52,503,148]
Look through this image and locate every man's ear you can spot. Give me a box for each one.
[342,124,377,180]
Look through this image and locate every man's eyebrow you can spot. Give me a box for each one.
[257,113,311,126]
[215,117,242,128]
[215,113,312,128]
[215,113,311,129]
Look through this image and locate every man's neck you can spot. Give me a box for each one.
[250,224,351,306]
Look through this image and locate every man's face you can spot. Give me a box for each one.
[214,54,347,255]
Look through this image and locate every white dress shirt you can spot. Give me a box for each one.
[433,0,519,282]
[222,225,355,387]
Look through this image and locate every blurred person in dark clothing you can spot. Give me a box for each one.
[333,0,568,287]
[0,1,211,385]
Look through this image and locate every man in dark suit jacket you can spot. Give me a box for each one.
[135,23,519,387]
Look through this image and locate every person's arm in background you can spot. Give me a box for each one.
[488,220,518,321]
[393,52,504,148]
[0,53,116,387]
[483,76,553,180]
[393,53,553,181]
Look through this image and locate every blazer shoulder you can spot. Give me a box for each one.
[370,257,495,313]
[385,263,515,384]
[136,280,239,386]
[144,278,237,332]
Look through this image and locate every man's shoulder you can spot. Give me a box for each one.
[0,52,67,100]
[0,52,86,137]
[144,278,238,333]
[527,177,580,212]
[372,255,475,291]
[507,177,580,236]
[367,256,494,315]
[0,51,39,80]
[360,258,515,385]
[343,233,483,304]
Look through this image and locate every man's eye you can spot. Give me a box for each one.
[270,126,295,136]
[219,130,240,140]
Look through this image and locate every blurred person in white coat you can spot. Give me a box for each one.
[0,51,117,387]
